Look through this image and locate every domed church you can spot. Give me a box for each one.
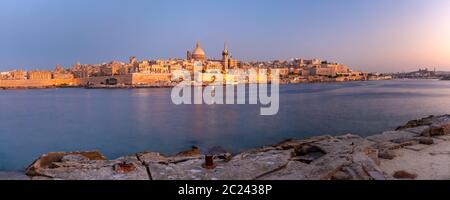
[188,41,206,61]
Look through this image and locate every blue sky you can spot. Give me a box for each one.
[0,0,449,72]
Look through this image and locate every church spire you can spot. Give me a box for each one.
[224,42,228,53]
[222,42,229,56]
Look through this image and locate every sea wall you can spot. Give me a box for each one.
[0,73,172,89]
[131,73,172,85]
[14,114,450,180]
[0,78,76,88]
[75,75,133,86]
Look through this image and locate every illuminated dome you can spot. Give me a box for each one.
[192,41,206,61]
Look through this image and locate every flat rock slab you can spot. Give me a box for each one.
[380,139,450,180]
[148,150,292,180]
[31,156,149,180]
[259,161,309,180]
[366,131,418,143]
[435,135,450,141]
[137,152,202,165]
[404,144,430,152]
[400,126,430,135]
[262,135,364,180]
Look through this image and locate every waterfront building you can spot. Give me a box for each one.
[0,70,27,80]
[27,70,52,80]
[12,70,27,80]
[220,43,238,70]
[53,64,74,79]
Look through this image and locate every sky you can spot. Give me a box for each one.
[0,0,449,73]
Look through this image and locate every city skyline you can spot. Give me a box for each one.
[0,0,449,72]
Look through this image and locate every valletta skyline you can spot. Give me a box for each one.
[0,0,449,72]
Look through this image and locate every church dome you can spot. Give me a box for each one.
[192,41,205,60]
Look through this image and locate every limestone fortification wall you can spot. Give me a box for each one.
[0,73,172,88]
[131,73,171,85]
[75,75,133,85]
[0,78,76,88]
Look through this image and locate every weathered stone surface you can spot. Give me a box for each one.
[61,154,90,162]
[262,135,365,180]
[396,115,434,130]
[378,150,396,160]
[26,151,106,176]
[273,136,332,150]
[258,161,308,180]
[149,150,292,180]
[400,126,430,135]
[423,123,450,137]
[331,170,352,180]
[404,144,429,152]
[292,144,326,164]
[380,134,450,180]
[137,152,202,166]
[366,131,418,143]
[27,154,148,180]
[435,135,450,141]
[418,137,434,145]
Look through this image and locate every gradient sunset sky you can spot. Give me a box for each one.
[0,0,449,72]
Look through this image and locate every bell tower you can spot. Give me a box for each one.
[222,42,229,71]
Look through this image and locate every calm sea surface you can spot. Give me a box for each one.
[1,79,450,171]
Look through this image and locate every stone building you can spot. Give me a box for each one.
[221,43,238,71]
[1,70,27,80]
[135,60,171,74]
[13,70,27,80]
[190,41,206,61]
[52,64,75,79]
[99,61,126,76]
[27,70,52,80]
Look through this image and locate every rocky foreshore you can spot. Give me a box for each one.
[2,115,450,180]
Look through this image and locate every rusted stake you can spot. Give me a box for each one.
[203,154,215,169]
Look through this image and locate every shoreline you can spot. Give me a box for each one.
[2,114,450,180]
[0,79,421,90]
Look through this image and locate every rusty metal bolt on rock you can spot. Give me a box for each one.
[202,154,216,169]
